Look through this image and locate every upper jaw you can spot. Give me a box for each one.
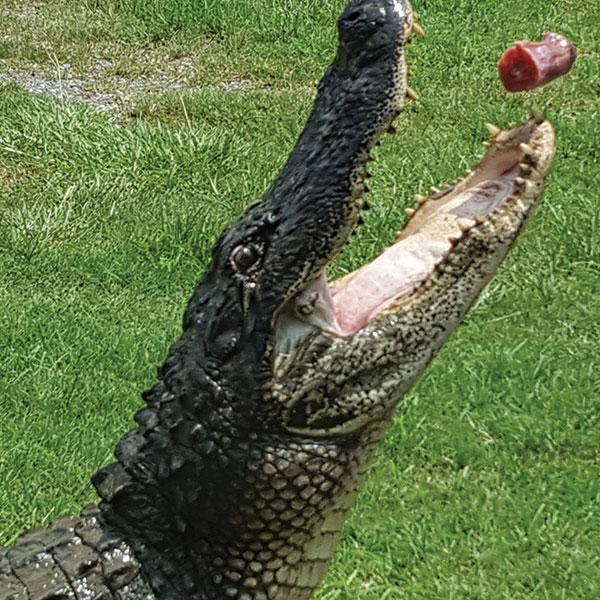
[252,5,414,328]
[275,116,555,354]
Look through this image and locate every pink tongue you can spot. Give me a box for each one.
[331,234,452,334]
[328,176,516,336]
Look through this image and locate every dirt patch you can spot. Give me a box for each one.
[0,57,253,115]
[2,4,43,20]
[0,167,36,184]
[0,2,257,116]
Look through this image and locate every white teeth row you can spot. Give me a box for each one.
[483,125,536,157]
[398,120,539,245]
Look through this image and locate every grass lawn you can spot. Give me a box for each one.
[1,0,599,597]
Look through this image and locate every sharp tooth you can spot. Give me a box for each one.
[519,142,534,156]
[485,122,501,137]
[415,194,427,205]
[529,108,543,122]
[274,355,289,378]
[483,141,491,148]
[405,208,416,217]
[412,22,425,36]
[519,162,531,173]
[406,86,419,101]
[515,177,526,186]
[508,121,516,128]
[430,186,441,195]
[448,233,462,244]
[457,217,476,231]
[474,216,486,225]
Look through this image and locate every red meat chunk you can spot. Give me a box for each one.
[498,33,576,92]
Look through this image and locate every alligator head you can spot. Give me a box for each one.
[90,1,555,599]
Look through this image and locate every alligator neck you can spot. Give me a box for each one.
[92,348,386,600]
[92,337,254,599]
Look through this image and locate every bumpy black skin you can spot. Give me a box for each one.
[0,507,154,599]
[1,2,411,599]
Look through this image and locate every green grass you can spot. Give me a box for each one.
[1,0,599,597]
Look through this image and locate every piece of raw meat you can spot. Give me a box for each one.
[498,33,576,92]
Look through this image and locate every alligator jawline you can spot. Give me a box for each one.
[287,118,550,338]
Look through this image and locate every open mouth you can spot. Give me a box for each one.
[289,117,554,338]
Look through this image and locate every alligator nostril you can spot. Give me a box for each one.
[346,10,361,21]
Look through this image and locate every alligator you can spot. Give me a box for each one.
[0,0,556,598]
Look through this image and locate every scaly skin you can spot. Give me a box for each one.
[0,506,153,599]
[1,0,556,599]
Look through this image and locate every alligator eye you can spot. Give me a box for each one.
[231,244,260,273]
